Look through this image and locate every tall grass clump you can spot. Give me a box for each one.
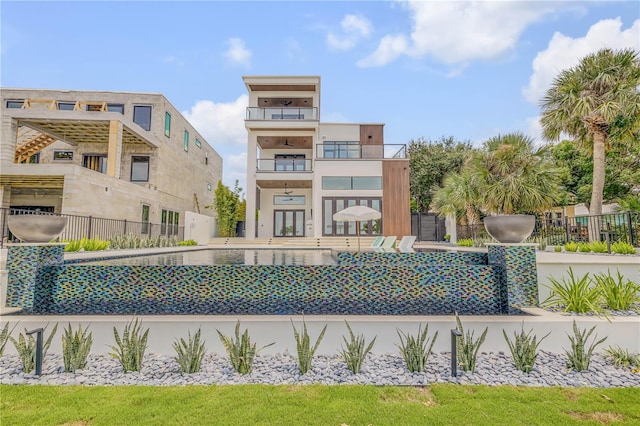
[339,321,376,374]
[593,270,640,311]
[543,268,604,315]
[173,328,206,374]
[577,242,592,253]
[217,321,274,375]
[456,238,473,247]
[565,320,606,371]
[177,239,198,246]
[63,237,110,252]
[503,323,550,373]
[62,323,93,372]
[564,241,578,252]
[611,241,637,255]
[604,345,640,369]
[589,241,608,253]
[455,313,487,373]
[397,324,438,373]
[291,318,327,374]
[0,322,17,357]
[109,318,149,373]
[9,323,58,373]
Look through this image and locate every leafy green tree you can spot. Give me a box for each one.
[431,168,481,225]
[469,132,563,215]
[540,48,640,218]
[408,136,474,212]
[207,180,243,237]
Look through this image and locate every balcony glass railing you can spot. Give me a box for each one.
[256,159,313,172]
[246,107,318,120]
[315,143,407,160]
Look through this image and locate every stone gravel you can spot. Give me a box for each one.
[2,351,638,387]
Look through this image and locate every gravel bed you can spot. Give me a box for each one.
[2,351,638,387]
[544,303,640,317]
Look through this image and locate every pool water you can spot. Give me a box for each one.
[77,249,338,266]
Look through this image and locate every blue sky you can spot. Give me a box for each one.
[1,1,639,193]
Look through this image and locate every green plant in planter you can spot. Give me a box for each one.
[611,241,637,255]
[455,313,487,373]
[543,268,605,316]
[291,318,327,375]
[564,242,578,252]
[217,321,274,375]
[339,321,376,374]
[456,238,473,247]
[593,270,640,311]
[554,246,562,253]
[503,323,550,373]
[444,234,451,242]
[577,242,592,253]
[589,241,608,253]
[173,328,206,374]
[565,320,606,371]
[62,323,93,373]
[604,345,640,369]
[0,322,17,357]
[109,318,149,373]
[9,323,58,373]
[397,324,438,373]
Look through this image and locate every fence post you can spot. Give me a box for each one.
[0,208,6,249]
[87,216,93,239]
[626,211,635,247]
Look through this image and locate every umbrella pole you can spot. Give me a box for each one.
[357,221,361,251]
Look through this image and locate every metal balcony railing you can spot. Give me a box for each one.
[256,159,312,172]
[316,143,407,160]
[246,107,318,120]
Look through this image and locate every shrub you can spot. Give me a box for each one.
[543,268,604,315]
[62,323,93,373]
[0,322,17,357]
[456,238,473,247]
[397,324,438,373]
[9,323,58,373]
[177,239,198,246]
[589,241,608,253]
[455,313,487,373]
[109,234,178,250]
[173,328,206,374]
[339,321,376,374]
[217,321,273,375]
[593,270,640,311]
[109,318,149,373]
[565,320,606,371]
[564,241,578,252]
[291,318,327,375]
[604,345,640,369]
[63,238,110,252]
[611,241,637,255]
[444,234,451,242]
[577,242,591,253]
[503,324,549,373]
[554,246,562,253]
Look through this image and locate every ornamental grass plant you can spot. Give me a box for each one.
[502,323,549,373]
[611,241,637,255]
[339,321,376,374]
[0,322,17,357]
[397,324,438,373]
[291,318,327,375]
[9,323,58,373]
[543,268,604,315]
[604,345,640,369]
[593,270,640,311]
[564,320,606,372]
[173,328,206,374]
[217,321,274,375]
[455,313,487,373]
[62,323,93,373]
[109,318,149,373]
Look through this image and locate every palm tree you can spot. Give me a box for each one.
[431,168,481,225]
[470,132,562,215]
[540,48,640,220]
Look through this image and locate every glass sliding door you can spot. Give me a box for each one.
[322,197,382,236]
[274,210,305,237]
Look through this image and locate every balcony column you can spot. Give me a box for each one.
[107,120,123,179]
[245,135,257,240]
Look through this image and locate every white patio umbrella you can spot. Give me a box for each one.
[333,205,382,251]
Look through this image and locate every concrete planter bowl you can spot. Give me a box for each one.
[484,215,535,244]
[7,215,68,243]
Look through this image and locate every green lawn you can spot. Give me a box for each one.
[1,384,639,425]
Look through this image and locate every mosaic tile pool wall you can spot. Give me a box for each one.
[6,245,538,316]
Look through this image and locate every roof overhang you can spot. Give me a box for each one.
[242,76,320,93]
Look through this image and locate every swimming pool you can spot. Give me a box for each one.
[76,249,337,266]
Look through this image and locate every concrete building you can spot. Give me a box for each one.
[0,88,222,235]
[243,76,410,240]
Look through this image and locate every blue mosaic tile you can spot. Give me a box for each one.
[487,245,538,313]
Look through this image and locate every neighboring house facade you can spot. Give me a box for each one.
[243,76,410,239]
[0,88,223,235]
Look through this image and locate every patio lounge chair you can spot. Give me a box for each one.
[397,235,416,253]
[374,236,397,252]
[370,236,385,248]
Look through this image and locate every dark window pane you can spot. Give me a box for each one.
[108,104,124,114]
[58,102,75,111]
[6,100,24,108]
[133,105,152,131]
[131,156,150,182]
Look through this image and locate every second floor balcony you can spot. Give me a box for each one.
[257,158,313,172]
[246,107,318,121]
[316,142,407,160]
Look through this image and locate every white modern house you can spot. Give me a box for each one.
[243,76,410,240]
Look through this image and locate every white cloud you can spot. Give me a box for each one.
[327,14,373,51]
[222,152,248,191]
[162,56,184,67]
[523,18,640,104]
[182,94,248,147]
[224,37,252,67]
[359,1,553,67]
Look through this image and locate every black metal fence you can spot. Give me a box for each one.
[0,208,184,248]
[456,211,639,247]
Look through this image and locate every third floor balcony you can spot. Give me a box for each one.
[246,107,318,121]
[316,142,407,160]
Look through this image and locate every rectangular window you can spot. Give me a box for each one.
[352,177,382,190]
[107,104,124,114]
[6,100,24,108]
[131,156,150,182]
[274,195,305,205]
[57,102,75,111]
[83,155,107,173]
[207,183,212,191]
[322,176,382,190]
[160,209,179,235]
[323,141,360,159]
[133,105,152,131]
[164,112,171,137]
[53,151,73,160]
[173,212,179,235]
[195,138,202,148]
[322,177,351,190]
[183,130,189,152]
[20,153,40,164]
[161,209,168,235]
[141,205,150,235]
